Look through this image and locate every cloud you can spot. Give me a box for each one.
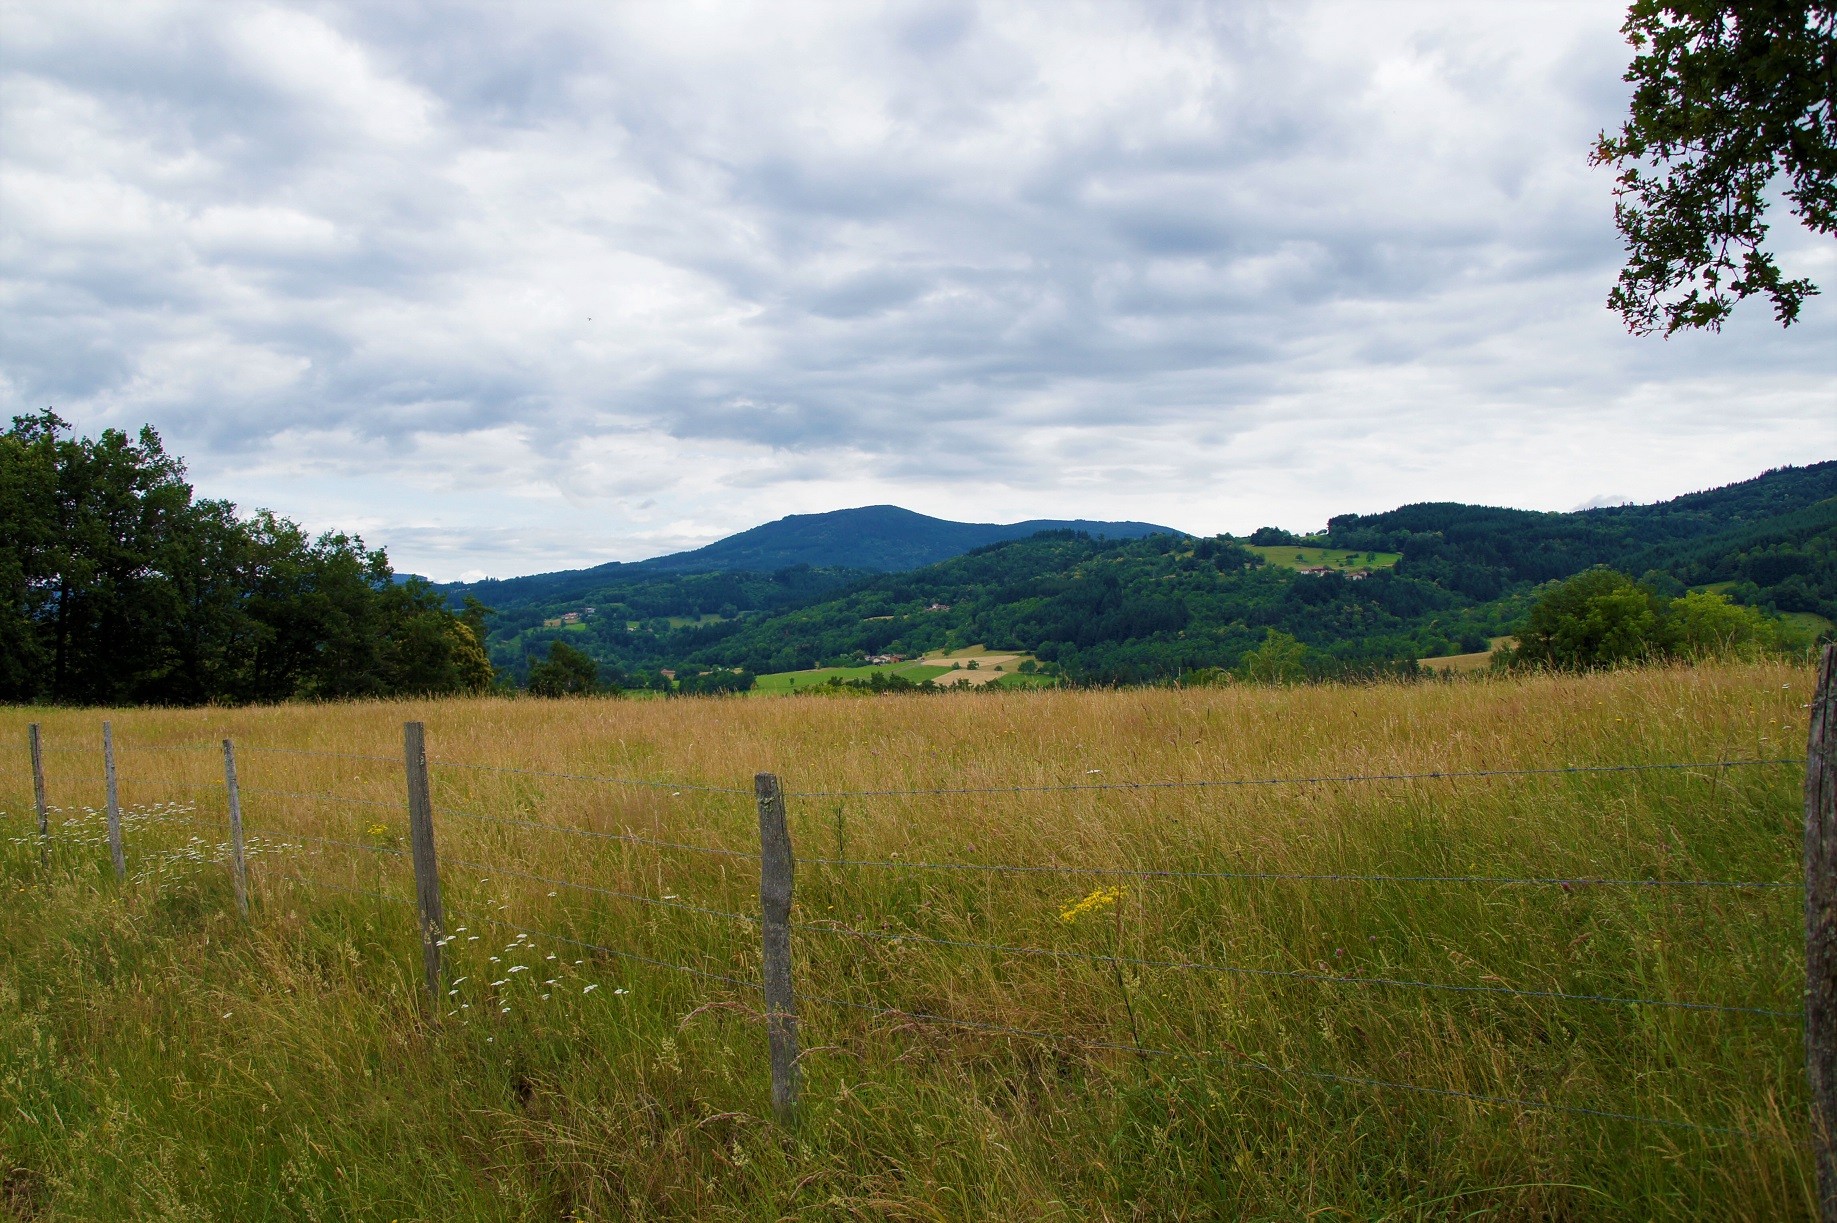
[2,0,1832,580]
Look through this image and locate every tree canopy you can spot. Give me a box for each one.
[1,411,492,705]
[1593,1,1836,333]
[1509,567,1780,669]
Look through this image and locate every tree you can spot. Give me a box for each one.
[527,640,604,697]
[1593,2,1836,333]
[1237,628,1311,683]
[1512,568,1669,668]
[0,412,494,704]
[1666,588,1780,656]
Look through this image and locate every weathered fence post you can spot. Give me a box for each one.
[28,725,48,868]
[755,772,801,1125]
[1807,643,1837,1223]
[103,721,124,881]
[222,739,249,918]
[404,721,445,1012]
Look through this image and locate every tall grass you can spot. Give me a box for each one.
[0,661,1816,1219]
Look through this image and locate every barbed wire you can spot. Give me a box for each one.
[786,757,1806,800]
[238,786,400,810]
[446,856,760,925]
[428,757,751,796]
[434,804,759,860]
[451,909,763,993]
[267,832,408,859]
[808,994,1760,1139]
[121,781,226,795]
[807,854,1797,890]
[236,746,402,764]
[113,741,219,754]
[259,862,415,907]
[793,921,1793,1018]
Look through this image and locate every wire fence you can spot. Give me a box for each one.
[4,716,1820,1154]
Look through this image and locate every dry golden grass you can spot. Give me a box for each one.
[0,660,1817,1218]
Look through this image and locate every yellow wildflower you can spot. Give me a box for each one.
[1059,886,1125,924]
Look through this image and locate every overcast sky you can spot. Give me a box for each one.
[4,1,1833,581]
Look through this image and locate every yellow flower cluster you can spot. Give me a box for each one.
[1059,885,1125,924]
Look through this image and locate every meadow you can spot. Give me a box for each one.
[751,647,1052,693]
[0,661,1816,1219]
[1243,545,1402,572]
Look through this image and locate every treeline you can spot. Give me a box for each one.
[671,532,1515,685]
[1,412,491,706]
[1324,462,1837,615]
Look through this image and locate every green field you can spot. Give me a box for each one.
[624,613,729,631]
[0,663,1813,1217]
[1244,544,1400,572]
[752,660,951,692]
[1781,611,1836,644]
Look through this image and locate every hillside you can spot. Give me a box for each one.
[677,532,1508,684]
[474,462,1835,688]
[443,506,1178,612]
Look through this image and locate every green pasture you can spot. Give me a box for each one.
[752,661,952,692]
[623,614,729,631]
[1780,611,1835,644]
[1244,545,1400,572]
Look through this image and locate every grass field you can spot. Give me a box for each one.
[1419,636,1516,673]
[0,662,1816,1218]
[1782,612,1837,645]
[1245,544,1401,572]
[752,661,952,692]
[754,647,1050,693]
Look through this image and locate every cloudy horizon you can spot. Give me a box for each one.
[4,0,1833,582]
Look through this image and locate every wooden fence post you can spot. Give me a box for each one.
[1807,643,1837,1223]
[222,739,249,918]
[28,725,47,869]
[756,772,801,1125]
[103,721,124,881]
[404,721,445,1012]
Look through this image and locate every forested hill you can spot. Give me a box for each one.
[473,460,1834,688]
[635,505,1178,574]
[1322,462,1837,598]
[443,505,1177,611]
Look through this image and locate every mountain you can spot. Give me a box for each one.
[443,505,1179,608]
[469,462,1834,689]
[664,464,1836,684]
[640,505,1178,574]
[1322,461,1837,600]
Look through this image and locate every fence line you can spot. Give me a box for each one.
[793,919,1794,1018]
[444,856,762,926]
[112,742,221,755]
[429,758,750,796]
[236,746,403,763]
[238,786,401,810]
[13,701,1825,1163]
[435,804,760,860]
[785,756,1805,799]
[268,832,408,859]
[259,862,415,908]
[454,910,764,994]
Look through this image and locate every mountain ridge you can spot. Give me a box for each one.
[442,504,1180,606]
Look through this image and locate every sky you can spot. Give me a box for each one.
[3,1,1833,583]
